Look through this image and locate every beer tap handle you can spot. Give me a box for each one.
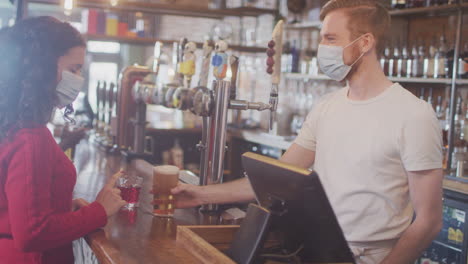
[153,41,163,74]
[212,40,229,80]
[198,40,214,87]
[95,81,101,127]
[267,20,284,132]
[229,55,239,100]
[180,41,197,88]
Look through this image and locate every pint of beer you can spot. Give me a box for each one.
[153,165,179,217]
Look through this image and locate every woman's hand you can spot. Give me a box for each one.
[95,171,127,217]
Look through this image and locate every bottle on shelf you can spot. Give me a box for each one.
[388,43,395,77]
[291,40,300,73]
[434,34,448,79]
[424,38,436,78]
[419,87,426,102]
[446,40,455,78]
[393,42,402,77]
[405,44,413,78]
[411,41,421,77]
[392,0,407,9]
[381,44,391,76]
[399,42,409,77]
[427,88,433,108]
[451,96,467,171]
[417,39,426,77]
[458,42,468,79]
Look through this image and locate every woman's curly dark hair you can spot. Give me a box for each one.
[0,16,85,142]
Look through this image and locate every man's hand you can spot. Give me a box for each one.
[170,183,205,208]
[150,183,205,209]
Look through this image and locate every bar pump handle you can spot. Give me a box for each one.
[198,40,214,87]
[269,20,284,85]
[153,41,163,74]
[267,20,284,131]
[229,55,239,99]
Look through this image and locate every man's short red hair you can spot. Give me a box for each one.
[320,0,391,54]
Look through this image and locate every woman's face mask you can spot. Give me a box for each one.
[317,35,366,81]
[56,70,84,109]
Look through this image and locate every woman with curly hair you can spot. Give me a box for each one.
[0,16,126,263]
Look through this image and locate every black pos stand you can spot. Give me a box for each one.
[226,152,356,264]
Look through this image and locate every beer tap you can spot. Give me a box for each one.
[94,81,101,135]
[164,38,187,108]
[173,41,197,110]
[267,20,283,133]
[116,20,285,212]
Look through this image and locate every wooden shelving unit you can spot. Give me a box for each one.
[389,2,468,17]
[29,0,278,19]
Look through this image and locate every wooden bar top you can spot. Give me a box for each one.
[72,136,468,264]
[72,139,220,264]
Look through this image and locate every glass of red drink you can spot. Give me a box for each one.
[117,176,143,210]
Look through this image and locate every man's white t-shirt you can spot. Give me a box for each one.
[294,83,443,243]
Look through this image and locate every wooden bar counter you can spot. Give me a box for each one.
[72,135,468,264]
[72,138,221,264]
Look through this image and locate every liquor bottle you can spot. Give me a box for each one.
[381,44,390,75]
[400,43,409,77]
[417,39,426,77]
[398,45,411,77]
[424,38,436,78]
[411,43,421,77]
[446,41,455,78]
[419,87,426,100]
[434,35,448,79]
[405,44,413,77]
[427,88,433,108]
[291,40,300,73]
[392,0,407,9]
[458,42,468,79]
[438,0,449,5]
[388,44,396,77]
[393,44,401,77]
[425,0,436,6]
[436,96,444,119]
[452,97,466,165]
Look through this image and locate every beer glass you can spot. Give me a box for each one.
[153,165,179,217]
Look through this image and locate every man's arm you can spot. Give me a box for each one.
[381,168,443,264]
[171,143,315,208]
[280,143,316,168]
